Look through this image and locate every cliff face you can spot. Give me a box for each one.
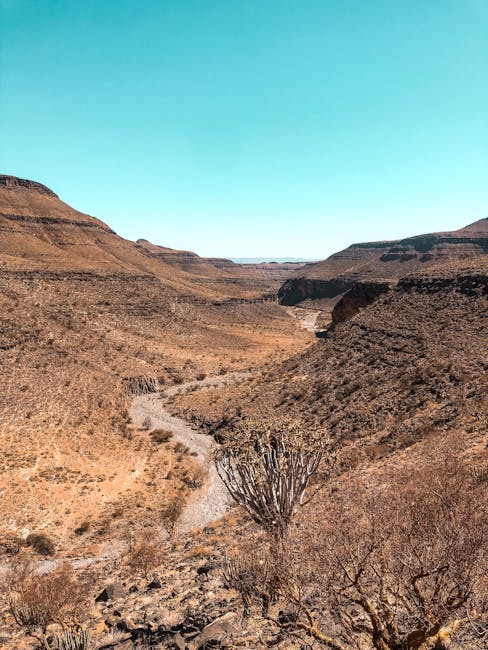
[328,265,488,328]
[278,277,355,305]
[398,268,488,296]
[331,281,393,326]
[278,218,488,305]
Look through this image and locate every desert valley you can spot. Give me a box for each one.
[0,174,486,649]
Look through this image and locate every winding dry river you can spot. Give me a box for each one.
[129,374,253,533]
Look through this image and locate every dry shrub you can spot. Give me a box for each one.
[25,532,55,556]
[471,458,488,484]
[150,428,174,444]
[185,544,216,560]
[0,532,23,556]
[73,521,91,536]
[140,416,152,431]
[6,554,89,636]
[222,542,296,617]
[270,439,488,649]
[124,530,164,579]
[160,498,184,535]
[173,441,189,454]
[182,465,206,489]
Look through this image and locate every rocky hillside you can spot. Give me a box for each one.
[0,175,283,299]
[134,239,299,296]
[0,176,310,543]
[278,217,488,305]
[2,177,486,648]
[171,259,488,464]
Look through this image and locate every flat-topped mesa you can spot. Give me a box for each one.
[278,217,488,305]
[0,174,59,198]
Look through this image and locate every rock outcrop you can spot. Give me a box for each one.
[0,174,59,197]
[331,281,393,326]
[278,218,488,305]
[278,277,354,305]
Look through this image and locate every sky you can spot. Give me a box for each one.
[1,1,487,259]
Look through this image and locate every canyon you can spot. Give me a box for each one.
[0,176,487,649]
[278,216,488,305]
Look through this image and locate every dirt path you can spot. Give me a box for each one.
[283,306,323,332]
[129,372,252,533]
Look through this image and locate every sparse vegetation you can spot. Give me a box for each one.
[73,521,91,536]
[0,223,305,543]
[160,498,185,535]
[150,428,174,444]
[215,416,326,539]
[140,416,152,431]
[124,531,165,579]
[25,533,55,556]
[5,555,90,647]
[1,178,487,648]
[225,440,488,649]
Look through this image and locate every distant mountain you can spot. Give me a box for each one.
[278,217,488,305]
[232,257,316,264]
[0,175,280,299]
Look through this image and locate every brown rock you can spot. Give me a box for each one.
[96,583,125,602]
[278,217,488,305]
[187,612,239,650]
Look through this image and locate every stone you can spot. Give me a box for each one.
[96,582,125,602]
[147,577,162,590]
[187,612,239,650]
[173,632,186,650]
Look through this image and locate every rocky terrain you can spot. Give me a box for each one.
[278,217,488,305]
[0,176,487,649]
[0,176,310,549]
[173,259,488,460]
[0,175,293,300]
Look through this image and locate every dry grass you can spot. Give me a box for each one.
[150,428,174,444]
[4,553,90,634]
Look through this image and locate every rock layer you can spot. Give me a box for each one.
[0,175,288,299]
[279,218,488,305]
[331,281,393,326]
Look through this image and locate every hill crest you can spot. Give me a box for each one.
[278,217,488,305]
[0,174,59,197]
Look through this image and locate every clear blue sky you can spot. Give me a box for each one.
[1,1,487,258]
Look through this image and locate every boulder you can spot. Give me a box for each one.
[187,612,239,650]
[96,582,125,602]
